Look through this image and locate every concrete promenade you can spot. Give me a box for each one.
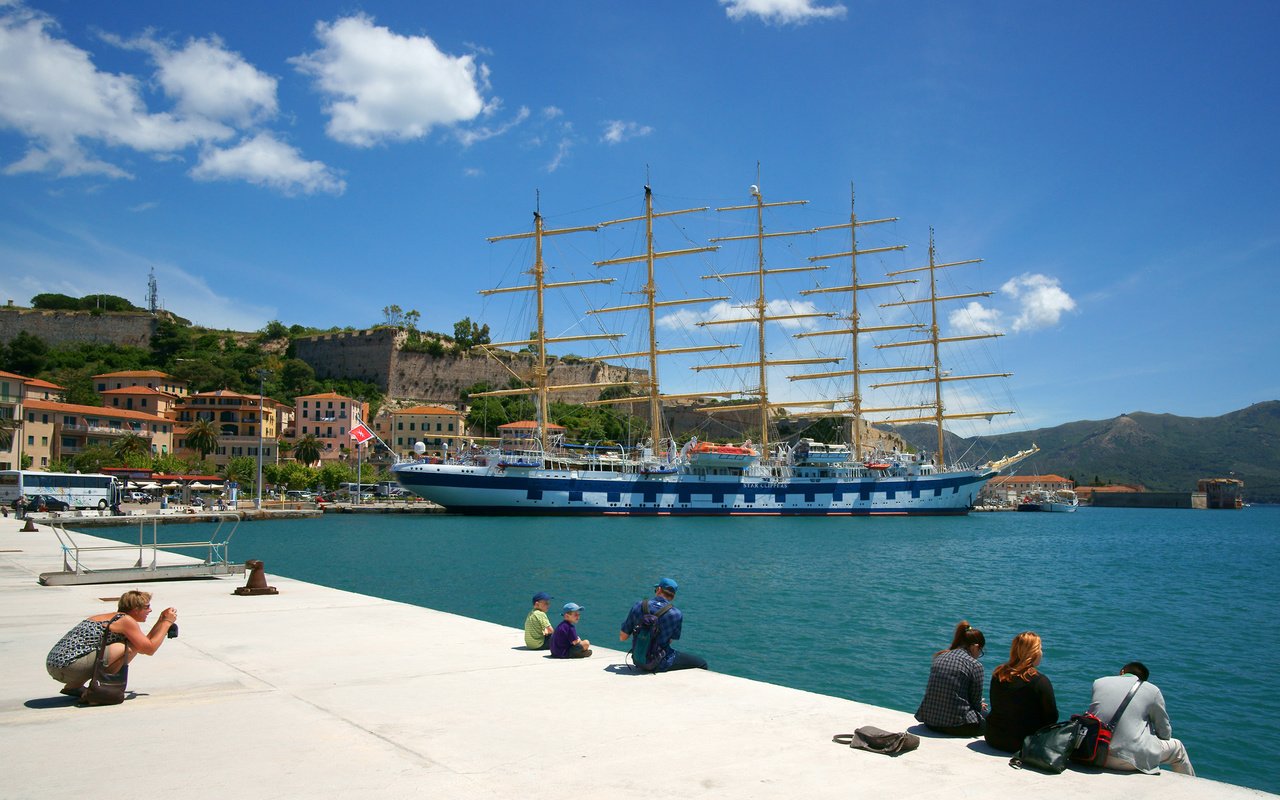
[0,517,1268,800]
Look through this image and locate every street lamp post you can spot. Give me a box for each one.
[256,369,268,510]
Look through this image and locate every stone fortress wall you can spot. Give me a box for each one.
[0,306,157,349]
[295,329,647,406]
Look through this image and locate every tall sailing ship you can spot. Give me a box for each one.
[392,183,1036,515]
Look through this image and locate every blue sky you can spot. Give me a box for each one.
[1,0,1277,435]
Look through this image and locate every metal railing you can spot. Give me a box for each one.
[39,511,246,585]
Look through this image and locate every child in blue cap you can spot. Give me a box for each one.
[550,603,592,658]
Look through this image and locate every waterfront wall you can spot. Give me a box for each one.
[1092,491,1192,509]
[0,306,157,348]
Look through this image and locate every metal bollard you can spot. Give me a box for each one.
[233,559,279,596]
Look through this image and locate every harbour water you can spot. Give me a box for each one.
[100,505,1280,793]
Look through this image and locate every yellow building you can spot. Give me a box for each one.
[22,398,175,468]
[173,389,288,469]
[294,392,369,462]
[93,369,190,398]
[0,370,26,470]
[100,386,181,417]
[390,405,466,459]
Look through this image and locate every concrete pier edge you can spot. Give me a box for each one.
[0,516,1267,799]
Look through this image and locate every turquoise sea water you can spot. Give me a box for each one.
[105,506,1280,793]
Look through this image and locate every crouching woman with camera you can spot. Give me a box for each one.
[45,590,178,702]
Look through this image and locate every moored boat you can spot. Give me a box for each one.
[393,182,1036,515]
[1017,489,1079,512]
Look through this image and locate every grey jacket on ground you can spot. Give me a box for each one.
[1087,674,1177,773]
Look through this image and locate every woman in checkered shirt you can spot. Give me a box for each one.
[914,620,987,736]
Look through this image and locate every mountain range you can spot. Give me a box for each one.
[889,401,1280,503]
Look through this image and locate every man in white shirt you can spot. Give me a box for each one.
[1088,662,1194,776]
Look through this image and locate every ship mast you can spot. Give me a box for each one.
[698,182,837,452]
[874,228,1013,467]
[586,186,735,445]
[787,186,922,458]
[475,205,623,454]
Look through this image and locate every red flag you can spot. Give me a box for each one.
[350,423,374,445]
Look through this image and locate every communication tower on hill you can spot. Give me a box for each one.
[147,267,159,314]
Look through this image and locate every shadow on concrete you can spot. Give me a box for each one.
[510,646,547,652]
[25,696,80,709]
[966,739,1012,758]
[906,723,970,739]
[602,663,648,677]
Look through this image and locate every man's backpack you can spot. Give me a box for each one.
[627,599,673,672]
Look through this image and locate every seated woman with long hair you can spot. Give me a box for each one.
[915,620,987,736]
[984,631,1058,752]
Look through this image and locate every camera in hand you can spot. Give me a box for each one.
[166,622,179,639]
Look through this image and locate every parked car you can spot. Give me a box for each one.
[25,494,71,512]
[125,491,153,504]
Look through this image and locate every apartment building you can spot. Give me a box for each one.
[173,389,288,470]
[294,392,369,462]
[100,386,181,416]
[389,405,467,459]
[21,398,175,468]
[93,370,190,398]
[0,370,24,470]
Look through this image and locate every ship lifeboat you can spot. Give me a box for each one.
[864,461,891,470]
[687,442,760,468]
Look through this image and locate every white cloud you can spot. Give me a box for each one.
[601,120,653,144]
[546,137,573,172]
[456,105,530,147]
[0,5,232,177]
[1001,273,1076,332]
[720,0,847,25]
[151,35,279,125]
[542,106,563,120]
[948,300,1003,335]
[292,14,489,147]
[658,298,826,331]
[191,133,346,195]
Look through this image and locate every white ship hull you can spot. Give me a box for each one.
[393,460,995,516]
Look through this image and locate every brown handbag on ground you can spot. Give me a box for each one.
[81,613,128,706]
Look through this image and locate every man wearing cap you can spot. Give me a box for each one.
[618,577,707,672]
[551,603,592,658]
[524,592,554,650]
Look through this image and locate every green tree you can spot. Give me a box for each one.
[30,293,80,310]
[186,417,219,460]
[0,416,19,450]
[280,358,316,397]
[258,320,289,341]
[47,368,101,406]
[80,294,141,312]
[293,434,323,465]
[112,433,149,462]
[4,331,49,375]
[224,455,256,486]
[318,461,354,492]
[152,453,186,475]
[71,444,115,474]
[278,462,318,490]
[19,453,32,469]
[452,317,490,348]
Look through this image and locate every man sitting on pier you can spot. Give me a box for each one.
[619,577,707,672]
[1088,661,1194,776]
